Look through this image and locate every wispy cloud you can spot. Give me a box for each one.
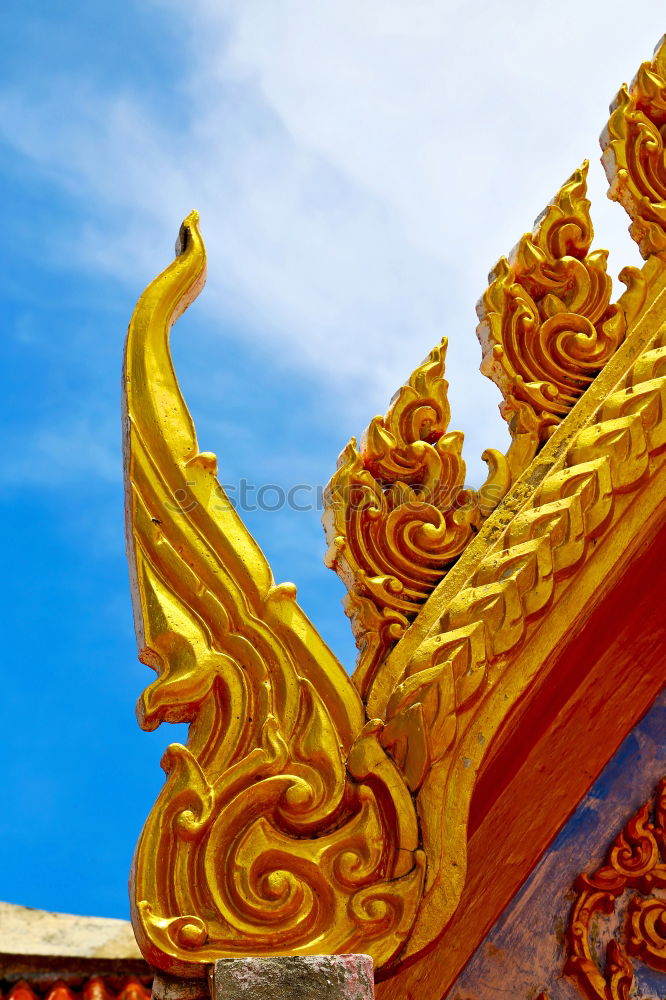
[0,0,658,463]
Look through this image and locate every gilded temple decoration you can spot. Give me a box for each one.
[602,35,666,259]
[562,778,666,1000]
[124,35,666,993]
[477,163,626,445]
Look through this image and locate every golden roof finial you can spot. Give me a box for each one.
[124,37,666,992]
[124,211,424,975]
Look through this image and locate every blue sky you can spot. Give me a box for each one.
[0,0,659,920]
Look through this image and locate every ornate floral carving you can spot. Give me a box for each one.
[127,215,666,980]
[477,163,626,444]
[602,35,666,259]
[563,777,666,1000]
[324,163,629,703]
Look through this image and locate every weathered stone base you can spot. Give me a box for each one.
[151,972,208,1000]
[211,956,374,1000]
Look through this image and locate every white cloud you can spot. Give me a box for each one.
[1,0,660,472]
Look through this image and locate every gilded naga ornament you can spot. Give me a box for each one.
[125,34,666,993]
[124,216,425,973]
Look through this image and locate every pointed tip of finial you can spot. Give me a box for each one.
[176,211,202,256]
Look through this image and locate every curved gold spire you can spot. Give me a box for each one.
[124,213,424,976]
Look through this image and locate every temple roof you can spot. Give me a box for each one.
[0,903,150,996]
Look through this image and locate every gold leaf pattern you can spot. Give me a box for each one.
[380,316,666,962]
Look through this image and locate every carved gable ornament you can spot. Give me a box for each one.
[123,37,666,998]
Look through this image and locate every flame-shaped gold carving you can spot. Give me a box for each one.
[323,341,508,700]
[477,163,626,444]
[603,35,666,259]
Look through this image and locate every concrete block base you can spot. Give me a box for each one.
[211,955,374,1000]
